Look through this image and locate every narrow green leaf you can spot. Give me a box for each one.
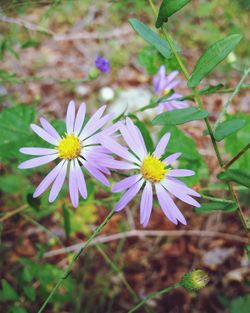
[129,18,172,59]
[62,204,71,238]
[156,0,191,28]
[135,121,154,153]
[194,201,237,213]
[245,246,250,261]
[218,169,250,188]
[188,34,242,88]
[152,107,208,125]
[214,119,246,141]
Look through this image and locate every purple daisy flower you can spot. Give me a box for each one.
[95,56,110,73]
[153,65,189,113]
[100,118,200,227]
[19,101,114,208]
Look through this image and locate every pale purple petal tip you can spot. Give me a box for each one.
[74,102,86,136]
[18,154,58,169]
[154,132,171,158]
[66,100,76,134]
[115,180,144,212]
[140,181,153,227]
[40,117,61,140]
[49,161,68,202]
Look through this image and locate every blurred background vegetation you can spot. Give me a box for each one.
[0,1,249,312]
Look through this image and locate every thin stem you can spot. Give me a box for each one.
[201,195,234,203]
[147,0,249,235]
[224,143,250,169]
[0,204,28,222]
[96,244,154,313]
[128,283,181,313]
[37,208,115,313]
[214,67,250,129]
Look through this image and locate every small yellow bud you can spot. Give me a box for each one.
[181,269,209,291]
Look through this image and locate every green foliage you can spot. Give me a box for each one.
[218,169,250,188]
[67,203,98,236]
[188,34,242,88]
[229,295,250,313]
[214,119,246,141]
[156,0,191,28]
[0,105,36,163]
[152,107,209,126]
[224,114,250,169]
[194,201,237,213]
[0,280,19,301]
[0,174,29,193]
[159,125,208,184]
[129,18,173,59]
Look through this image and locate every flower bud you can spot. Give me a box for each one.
[88,67,100,80]
[181,269,209,291]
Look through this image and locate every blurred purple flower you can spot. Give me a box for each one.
[95,55,110,73]
[100,118,200,227]
[19,101,114,208]
[153,65,189,112]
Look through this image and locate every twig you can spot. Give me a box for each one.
[53,25,132,41]
[0,14,53,35]
[43,229,249,258]
[0,205,28,222]
[224,143,250,169]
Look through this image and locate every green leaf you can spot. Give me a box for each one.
[0,175,28,193]
[21,39,40,49]
[156,0,191,28]
[10,306,28,313]
[23,286,36,302]
[225,114,250,169]
[188,34,242,88]
[160,125,201,161]
[129,18,172,59]
[214,119,246,141]
[245,245,250,261]
[152,107,208,125]
[194,201,237,213]
[134,120,154,153]
[62,204,71,239]
[1,279,19,301]
[230,295,250,313]
[218,169,250,188]
[0,105,36,162]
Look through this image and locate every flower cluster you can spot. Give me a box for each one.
[153,65,189,113]
[19,69,199,226]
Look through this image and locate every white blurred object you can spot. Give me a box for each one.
[110,87,154,119]
[203,247,235,268]
[75,85,91,96]
[99,87,115,102]
[227,52,237,64]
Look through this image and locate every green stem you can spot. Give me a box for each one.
[147,0,249,235]
[128,283,181,313]
[213,67,250,129]
[37,208,115,313]
[96,244,154,313]
[224,143,250,169]
[201,195,234,203]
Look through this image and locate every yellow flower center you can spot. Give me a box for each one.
[141,155,168,183]
[163,88,171,96]
[57,134,81,160]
